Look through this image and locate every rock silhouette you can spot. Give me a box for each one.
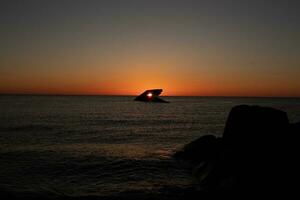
[174,135,221,166]
[134,89,169,103]
[174,105,298,196]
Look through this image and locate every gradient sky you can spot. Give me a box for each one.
[0,0,299,96]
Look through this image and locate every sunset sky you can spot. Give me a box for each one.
[0,0,299,97]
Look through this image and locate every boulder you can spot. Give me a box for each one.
[222,105,290,192]
[289,121,300,134]
[173,135,221,166]
[223,105,289,146]
[175,105,296,195]
[221,105,292,194]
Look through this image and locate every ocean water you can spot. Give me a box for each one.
[0,96,300,198]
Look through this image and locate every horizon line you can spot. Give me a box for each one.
[1,93,300,98]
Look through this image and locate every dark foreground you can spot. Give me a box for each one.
[174,105,299,197]
[1,104,299,199]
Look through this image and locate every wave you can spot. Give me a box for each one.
[0,150,193,198]
[81,119,197,126]
[0,125,55,132]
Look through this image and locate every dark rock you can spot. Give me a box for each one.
[173,135,230,191]
[223,105,289,146]
[222,105,290,192]
[287,121,300,191]
[289,121,300,134]
[173,135,221,165]
[175,105,297,195]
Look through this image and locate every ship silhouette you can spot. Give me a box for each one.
[134,89,169,103]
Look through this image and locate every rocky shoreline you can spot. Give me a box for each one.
[174,105,299,197]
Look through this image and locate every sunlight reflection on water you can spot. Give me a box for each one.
[0,96,300,196]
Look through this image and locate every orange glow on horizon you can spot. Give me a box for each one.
[1,80,300,97]
[0,55,300,97]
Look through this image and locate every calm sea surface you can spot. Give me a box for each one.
[0,96,300,197]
